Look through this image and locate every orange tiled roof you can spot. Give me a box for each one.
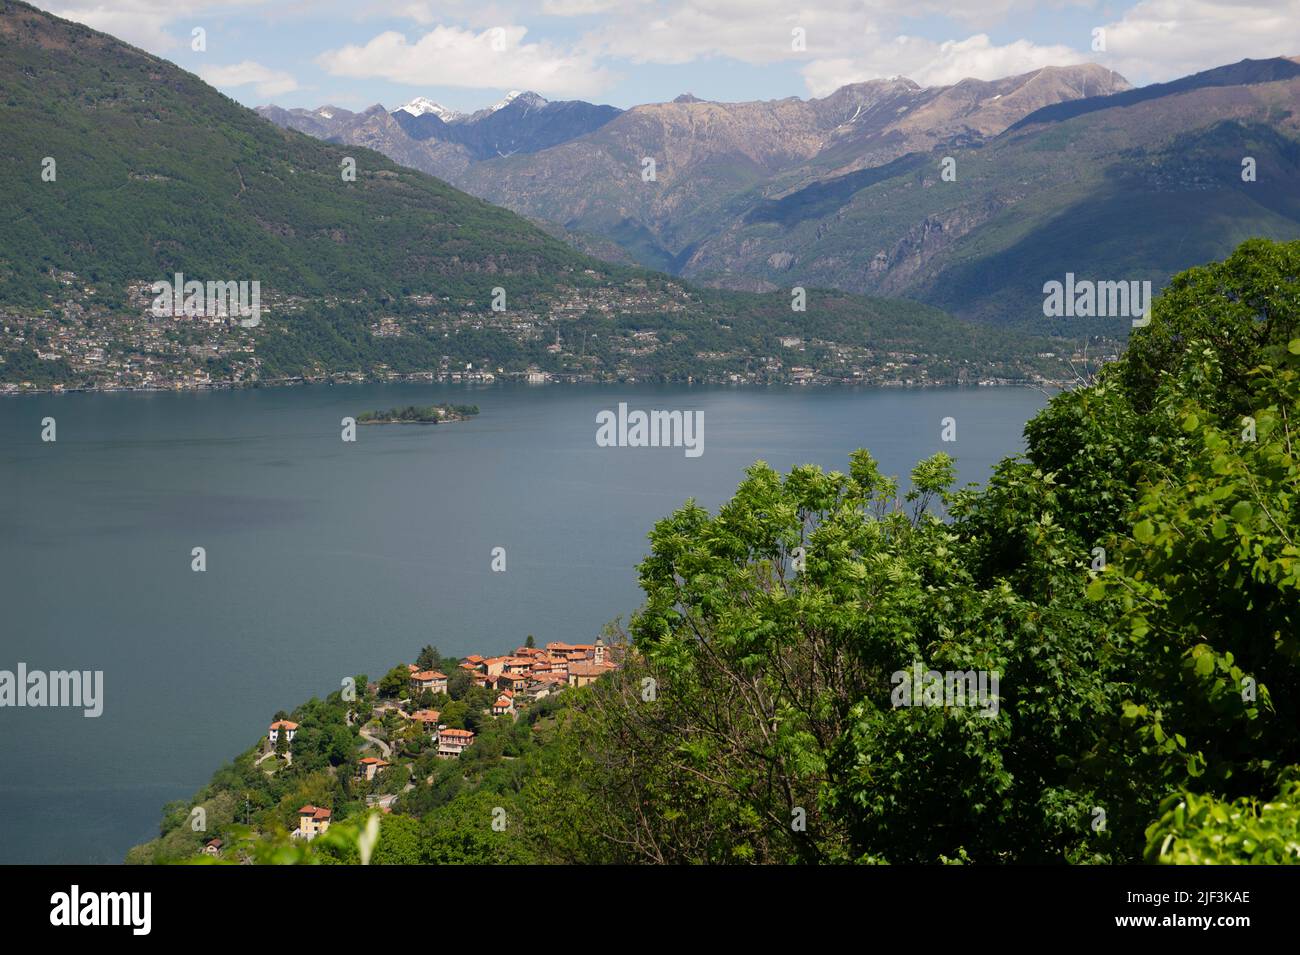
[269,720,298,730]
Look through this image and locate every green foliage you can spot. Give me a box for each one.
[378,665,409,699]
[1121,238,1300,413]
[1145,777,1300,864]
[420,791,534,865]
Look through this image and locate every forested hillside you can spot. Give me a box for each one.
[0,1,599,308]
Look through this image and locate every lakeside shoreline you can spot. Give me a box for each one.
[1,372,1070,398]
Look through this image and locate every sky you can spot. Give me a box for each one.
[37,1,1300,113]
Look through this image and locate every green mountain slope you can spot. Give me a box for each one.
[0,0,601,308]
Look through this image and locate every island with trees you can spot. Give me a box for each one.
[356,404,480,425]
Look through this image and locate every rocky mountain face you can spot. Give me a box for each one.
[682,58,1300,328]
[257,66,1126,269]
[446,64,1132,275]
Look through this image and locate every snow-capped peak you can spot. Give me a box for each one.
[395,96,463,121]
[488,90,547,112]
[490,90,524,112]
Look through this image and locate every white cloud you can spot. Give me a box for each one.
[542,0,625,14]
[45,1,275,54]
[43,0,1300,107]
[576,2,1041,64]
[317,24,616,97]
[575,1,1089,90]
[802,34,1089,95]
[200,60,300,97]
[1096,0,1300,84]
[570,0,1300,93]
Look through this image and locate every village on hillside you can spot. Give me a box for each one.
[244,637,621,846]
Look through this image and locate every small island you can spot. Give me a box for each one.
[357,403,480,425]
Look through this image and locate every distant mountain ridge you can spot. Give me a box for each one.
[260,64,1126,193]
[259,64,1131,277]
[1008,56,1300,131]
[258,90,623,169]
[445,63,1132,276]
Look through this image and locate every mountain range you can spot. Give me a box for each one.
[0,0,1062,391]
[258,89,622,181]
[262,57,1300,330]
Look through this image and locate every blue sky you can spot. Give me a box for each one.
[42,1,1300,112]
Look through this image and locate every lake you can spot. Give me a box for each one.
[0,382,1048,863]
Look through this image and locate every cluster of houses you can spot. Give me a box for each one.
[395,638,619,760]
[453,637,617,700]
[265,638,621,835]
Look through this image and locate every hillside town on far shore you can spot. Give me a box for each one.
[1,270,1095,395]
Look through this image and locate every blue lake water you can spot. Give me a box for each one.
[0,382,1048,863]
